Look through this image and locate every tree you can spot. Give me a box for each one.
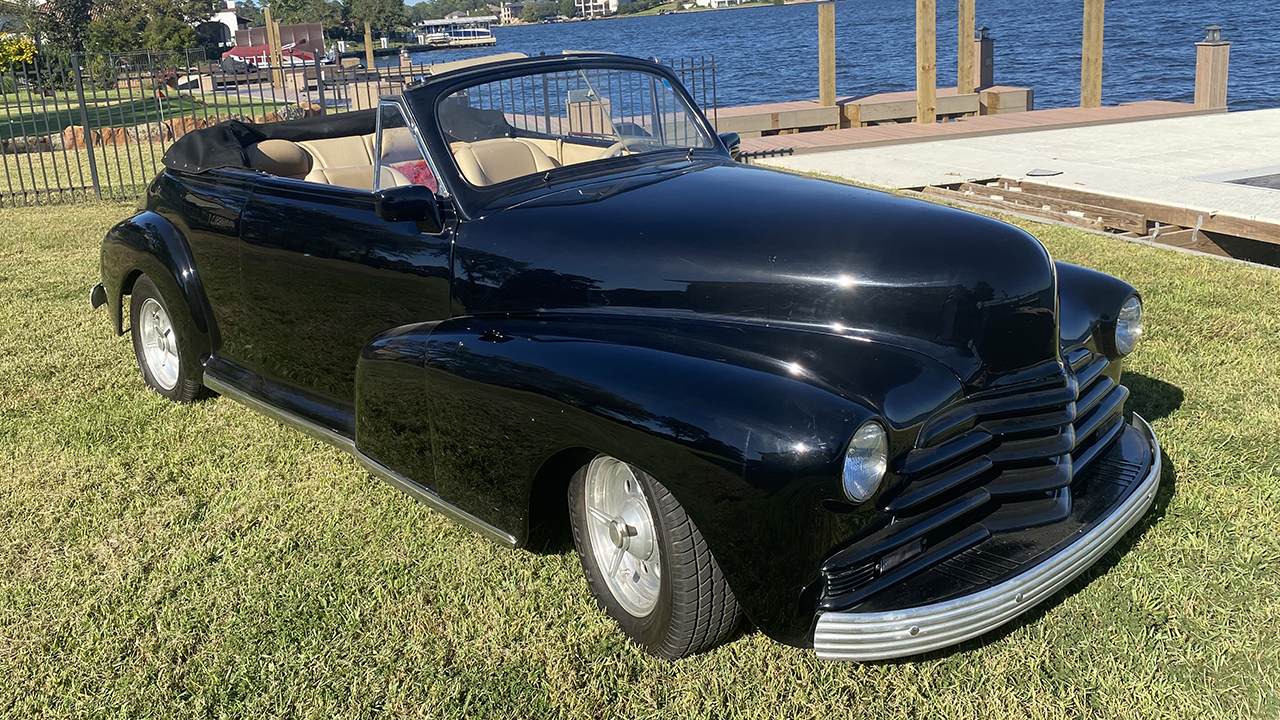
[268,0,335,26]
[557,0,576,17]
[347,0,406,34]
[236,0,266,26]
[43,0,94,52]
[85,16,144,53]
[322,0,352,39]
[519,0,556,22]
[141,15,197,50]
[409,0,489,21]
[407,1,433,25]
[1,0,46,46]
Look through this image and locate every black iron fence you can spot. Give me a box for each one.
[0,50,716,207]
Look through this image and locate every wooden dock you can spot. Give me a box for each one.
[755,107,1280,265]
[715,86,1033,139]
[736,101,1224,159]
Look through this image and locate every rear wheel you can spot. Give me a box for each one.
[569,454,742,660]
[129,274,202,403]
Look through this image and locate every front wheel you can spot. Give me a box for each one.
[569,455,742,660]
[129,274,203,403]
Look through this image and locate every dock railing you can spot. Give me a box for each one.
[0,50,718,207]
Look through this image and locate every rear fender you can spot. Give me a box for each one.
[100,211,215,360]
[357,312,963,644]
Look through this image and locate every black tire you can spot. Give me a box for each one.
[569,457,742,660]
[129,274,203,403]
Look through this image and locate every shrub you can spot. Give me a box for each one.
[0,36,38,70]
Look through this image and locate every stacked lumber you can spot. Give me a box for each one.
[910,178,1280,261]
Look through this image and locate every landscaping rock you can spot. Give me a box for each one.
[62,125,88,150]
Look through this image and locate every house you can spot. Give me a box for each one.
[499,0,557,24]
[200,0,252,48]
[576,0,629,18]
[499,1,526,23]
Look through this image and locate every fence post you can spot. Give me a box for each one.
[71,54,101,201]
[710,55,718,131]
[314,52,327,115]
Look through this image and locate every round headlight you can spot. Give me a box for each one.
[1114,295,1143,356]
[843,421,888,503]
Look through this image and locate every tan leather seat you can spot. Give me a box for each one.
[379,126,421,164]
[453,138,560,186]
[304,164,412,191]
[246,139,312,179]
[297,135,375,169]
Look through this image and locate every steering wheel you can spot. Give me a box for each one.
[597,136,651,160]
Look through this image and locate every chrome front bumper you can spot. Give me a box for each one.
[813,414,1162,661]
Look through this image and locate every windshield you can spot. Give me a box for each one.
[437,66,715,187]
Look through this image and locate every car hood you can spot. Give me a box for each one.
[454,161,1060,392]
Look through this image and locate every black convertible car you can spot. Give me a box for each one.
[92,53,1160,661]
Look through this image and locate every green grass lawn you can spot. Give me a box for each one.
[1,197,1278,718]
[1,145,165,203]
[1,90,305,141]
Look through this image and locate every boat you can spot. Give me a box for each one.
[222,42,315,67]
[417,16,498,49]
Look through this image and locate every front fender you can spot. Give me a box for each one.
[357,312,963,645]
[1056,261,1137,354]
[100,211,215,361]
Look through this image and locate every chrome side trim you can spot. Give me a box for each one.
[813,414,1162,661]
[203,371,356,454]
[202,369,518,548]
[355,452,519,548]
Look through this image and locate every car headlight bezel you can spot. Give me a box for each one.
[842,421,889,503]
[1113,294,1144,356]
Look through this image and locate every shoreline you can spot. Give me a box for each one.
[496,0,818,26]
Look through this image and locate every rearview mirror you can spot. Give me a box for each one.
[719,132,742,162]
[374,185,443,233]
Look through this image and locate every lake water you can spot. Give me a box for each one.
[405,0,1280,112]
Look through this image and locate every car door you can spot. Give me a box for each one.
[235,99,453,431]
[159,167,258,365]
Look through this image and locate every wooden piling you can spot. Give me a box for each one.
[1194,25,1230,110]
[1081,0,1104,108]
[264,7,284,89]
[974,27,994,90]
[916,0,937,123]
[818,2,836,107]
[364,22,376,70]
[957,0,975,93]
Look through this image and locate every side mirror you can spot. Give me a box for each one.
[374,185,443,233]
[719,132,741,162]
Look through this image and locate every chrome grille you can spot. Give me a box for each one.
[822,347,1129,604]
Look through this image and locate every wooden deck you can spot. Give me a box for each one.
[738,101,1225,158]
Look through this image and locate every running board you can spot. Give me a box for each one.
[202,370,519,548]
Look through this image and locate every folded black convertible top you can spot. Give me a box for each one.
[161,110,377,174]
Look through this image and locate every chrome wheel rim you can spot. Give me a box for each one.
[138,297,179,391]
[584,455,662,617]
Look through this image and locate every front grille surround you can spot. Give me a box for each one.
[822,346,1129,606]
